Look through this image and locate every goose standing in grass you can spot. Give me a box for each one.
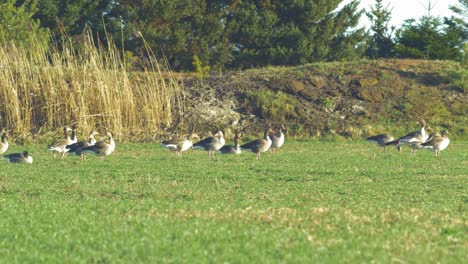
[366,133,394,152]
[422,130,450,156]
[77,131,116,162]
[66,130,99,160]
[161,134,196,157]
[269,124,285,152]
[241,127,272,160]
[47,125,78,158]
[193,131,225,158]
[218,130,241,155]
[385,119,429,155]
[3,151,33,164]
[0,133,9,154]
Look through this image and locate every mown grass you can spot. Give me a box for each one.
[0,140,466,263]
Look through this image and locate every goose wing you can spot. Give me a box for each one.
[66,141,92,153]
[4,153,24,163]
[193,137,216,149]
[241,139,263,151]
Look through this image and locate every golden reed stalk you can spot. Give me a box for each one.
[0,29,183,141]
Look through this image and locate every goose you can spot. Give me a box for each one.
[218,131,241,155]
[66,130,99,160]
[385,119,429,155]
[193,131,225,158]
[269,124,285,152]
[366,133,394,152]
[161,134,196,157]
[241,127,272,160]
[0,133,9,154]
[422,130,450,156]
[47,125,78,158]
[77,131,116,161]
[69,125,78,144]
[3,151,33,164]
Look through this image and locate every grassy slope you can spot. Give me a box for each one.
[0,140,466,262]
[187,59,467,139]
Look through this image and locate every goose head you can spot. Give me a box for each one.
[234,131,242,145]
[106,131,113,139]
[1,132,9,142]
[263,126,273,139]
[418,119,426,128]
[215,131,224,139]
[278,124,286,132]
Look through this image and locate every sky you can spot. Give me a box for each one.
[341,0,459,28]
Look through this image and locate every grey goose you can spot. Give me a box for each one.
[4,151,33,164]
[161,134,196,157]
[218,130,241,155]
[385,119,429,155]
[193,131,225,158]
[269,124,285,152]
[422,130,450,156]
[241,127,272,160]
[77,131,115,161]
[366,134,394,152]
[47,125,78,158]
[0,132,9,154]
[66,130,99,160]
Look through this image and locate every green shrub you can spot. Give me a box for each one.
[318,96,336,111]
[445,68,467,93]
[243,89,297,121]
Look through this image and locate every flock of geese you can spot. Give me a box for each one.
[0,125,116,164]
[0,119,451,164]
[0,124,285,163]
[160,124,286,160]
[366,119,451,156]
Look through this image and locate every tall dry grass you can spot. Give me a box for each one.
[0,30,183,142]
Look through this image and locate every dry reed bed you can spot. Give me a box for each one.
[0,33,183,141]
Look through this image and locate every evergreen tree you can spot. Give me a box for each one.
[114,0,231,71]
[365,0,395,58]
[227,0,367,68]
[449,0,468,64]
[395,16,465,61]
[450,0,468,20]
[33,0,116,43]
[0,0,48,47]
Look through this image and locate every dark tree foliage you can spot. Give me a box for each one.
[448,0,468,44]
[0,0,48,47]
[227,0,367,68]
[33,0,117,45]
[365,0,395,58]
[112,0,232,71]
[395,16,465,61]
[11,0,465,70]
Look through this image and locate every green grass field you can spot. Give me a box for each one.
[0,140,466,263]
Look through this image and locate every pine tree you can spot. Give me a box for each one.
[227,0,367,68]
[33,0,115,42]
[114,0,231,71]
[395,16,465,61]
[365,0,395,58]
[0,0,48,47]
[449,0,468,64]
